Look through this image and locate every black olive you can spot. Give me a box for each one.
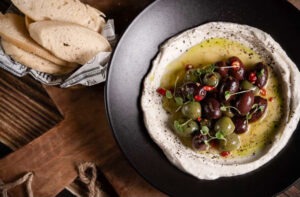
[236,91,255,116]
[192,134,208,151]
[248,96,268,122]
[219,76,239,102]
[177,82,198,101]
[234,117,248,134]
[216,61,229,78]
[227,56,246,81]
[255,62,269,88]
[202,97,222,119]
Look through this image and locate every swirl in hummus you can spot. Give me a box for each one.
[141,22,300,179]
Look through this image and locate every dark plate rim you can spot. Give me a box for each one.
[104,0,169,193]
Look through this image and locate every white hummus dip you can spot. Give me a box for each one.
[141,22,300,179]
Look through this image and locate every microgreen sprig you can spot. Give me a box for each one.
[164,75,185,109]
[175,100,189,112]
[166,90,173,99]
[215,65,240,69]
[196,64,216,75]
[199,126,227,148]
[174,119,192,132]
[220,105,241,115]
[215,131,227,141]
[257,68,265,77]
[224,88,255,101]
[246,104,265,121]
[200,125,209,135]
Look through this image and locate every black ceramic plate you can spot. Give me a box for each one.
[106,0,300,196]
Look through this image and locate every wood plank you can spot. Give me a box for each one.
[0,85,165,197]
[288,0,300,10]
[46,85,166,197]
[284,186,300,197]
[0,69,63,150]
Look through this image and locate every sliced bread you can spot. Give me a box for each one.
[0,13,73,67]
[1,39,75,75]
[29,21,111,65]
[25,15,34,30]
[11,0,106,32]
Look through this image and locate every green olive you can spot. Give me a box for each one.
[170,111,184,122]
[162,97,178,113]
[181,102,202,120]
[173,119,199,137]
[241,80,260,95]
[184,69,198,82]
[222,107,235,118]
[183,121,199,136]
[203,72,220,87]
[219,133,241,151]
[214,116,235,136]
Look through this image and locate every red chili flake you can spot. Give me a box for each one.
[203,86,215,91]
[269,97,273,102]
[248,72,257,83]
[185,64,194,70]
[194,95,204,101]
[260,88,267,96]
[220,151,230,157]
[156,87,166,96]
[197,117,202,122]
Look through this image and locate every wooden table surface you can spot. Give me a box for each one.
[0,0,300,197]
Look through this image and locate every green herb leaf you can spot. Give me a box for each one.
[196,68,203,75]
[220,106,227,112]
[196,64,216,76]
[203,64,216,73]
[200,126,209,135]
[174,97,183,106]
[246,113,252,120]
[174,121,183,132]
[215,131,226,140]
[166,90,173,99]
[259,105,265,111]
[225,91,231,101]
[258,69,265,77]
